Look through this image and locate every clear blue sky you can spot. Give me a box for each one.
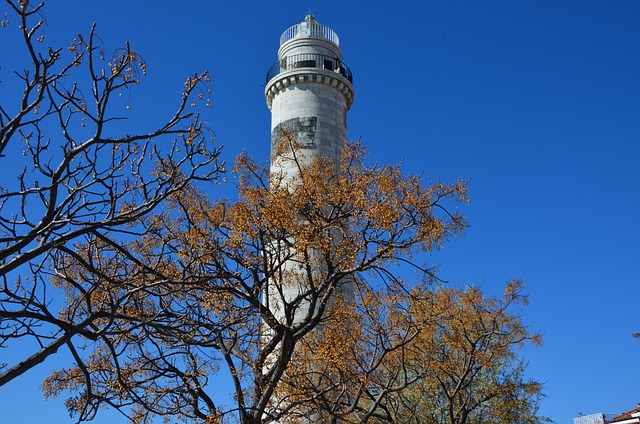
[1,1,639,423]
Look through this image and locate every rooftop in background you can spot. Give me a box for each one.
[607,404,640,423]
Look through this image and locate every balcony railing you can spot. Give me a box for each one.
[266,53,353,85]
[280,20,339,46]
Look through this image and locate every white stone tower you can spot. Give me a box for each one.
[263,16,355,419]
[266,14,354,178]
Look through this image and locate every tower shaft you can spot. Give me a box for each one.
[263,15,355,422]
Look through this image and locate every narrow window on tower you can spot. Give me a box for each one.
[343,106,347,130]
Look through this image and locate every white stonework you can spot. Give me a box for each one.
[263,15,355,422]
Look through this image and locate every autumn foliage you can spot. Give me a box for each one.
[1,1,547,424]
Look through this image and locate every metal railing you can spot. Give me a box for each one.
[266,53,353,85]
[280,20,339,46]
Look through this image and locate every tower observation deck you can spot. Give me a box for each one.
[265,19,353,88]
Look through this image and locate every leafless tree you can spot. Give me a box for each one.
[0,0,221,392]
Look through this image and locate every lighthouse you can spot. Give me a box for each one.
[262,17,355,420]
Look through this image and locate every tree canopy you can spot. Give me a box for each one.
[1,2,548,423]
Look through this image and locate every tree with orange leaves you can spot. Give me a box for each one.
[269,278,550,424]
[40,135,468,423]
[380,281,551,424]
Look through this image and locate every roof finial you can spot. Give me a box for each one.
[305,12,316,23]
